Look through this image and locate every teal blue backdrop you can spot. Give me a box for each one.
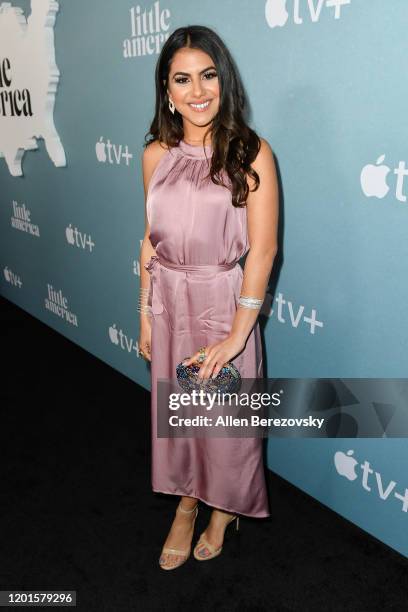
[1,1,407,558]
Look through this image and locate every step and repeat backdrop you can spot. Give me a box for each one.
[1,1,407,558]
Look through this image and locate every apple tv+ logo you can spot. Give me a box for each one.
[360,155,408,203]
[109,323,142,358]
[65,223,95,252]
[265,0,351,29]
[95,137,133,166]
[3,266,22,288]
[334,450,408,513]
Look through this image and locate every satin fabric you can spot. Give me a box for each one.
[144,139,270,518]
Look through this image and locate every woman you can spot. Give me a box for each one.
[138,25,278,570]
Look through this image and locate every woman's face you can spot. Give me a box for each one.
[166,47,220,131]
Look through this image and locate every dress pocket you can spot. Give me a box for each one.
[200,271,238,336]
[161,270,218,334]
[150,279,164,315]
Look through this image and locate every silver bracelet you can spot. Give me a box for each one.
[137,306,152,315]
[137,287,151,315]
[238,294,264,310]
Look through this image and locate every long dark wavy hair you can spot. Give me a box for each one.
[144,25,261,208]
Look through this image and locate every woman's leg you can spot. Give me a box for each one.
[194,508,238,559]
[159,496,199,568]
[179,496,198,511]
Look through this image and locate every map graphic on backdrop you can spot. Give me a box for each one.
[0,0,65,176]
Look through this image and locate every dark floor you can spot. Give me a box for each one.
[0,295,407,612]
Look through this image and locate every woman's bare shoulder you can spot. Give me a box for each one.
[251,136,275,166]
[256,136,274,159]
[143,140,170,165]
[142,140,170,193]
[246,136,276,191]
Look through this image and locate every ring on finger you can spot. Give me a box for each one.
[197,346,207,364]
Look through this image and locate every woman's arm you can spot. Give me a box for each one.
[229,137,279,345]
[184,137,279,380]
[176,137,279,380]
[139,144,160,325]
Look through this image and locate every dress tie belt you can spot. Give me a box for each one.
[158,255,237,274]
[144,254,239,315]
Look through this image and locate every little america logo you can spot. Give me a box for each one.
[95,137,133,166]
[334,450,408,513]
[0,1,65,176]
[66,224,95,252]
[360,154,408,202]
[123,2,171,58]
[11,200,40,236]
[45,284,78,326]
[265,0,351,29]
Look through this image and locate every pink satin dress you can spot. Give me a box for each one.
[144,138,270,518]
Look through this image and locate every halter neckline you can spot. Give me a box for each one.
[178,139,212,159]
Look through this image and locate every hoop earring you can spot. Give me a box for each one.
[169,98,175,114]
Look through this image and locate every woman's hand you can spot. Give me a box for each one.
[138,316,152,362]
[181,334,246,380]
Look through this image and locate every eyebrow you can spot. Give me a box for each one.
[172,65,216,77]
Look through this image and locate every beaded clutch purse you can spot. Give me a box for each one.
[176,358,241,394]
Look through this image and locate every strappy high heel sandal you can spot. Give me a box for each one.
[193,512,240,561]
[158,501,199,571]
